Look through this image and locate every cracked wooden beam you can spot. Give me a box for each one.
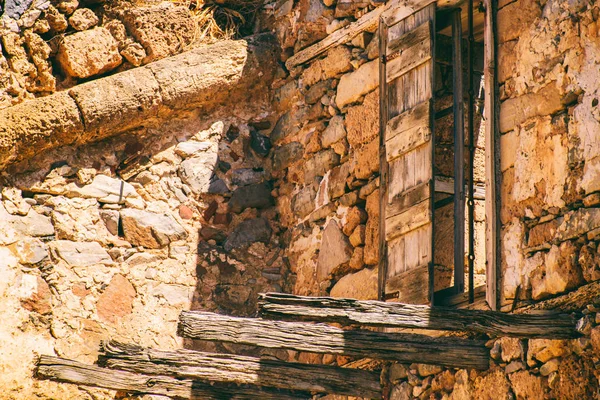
[178,310,490,370]
[35,355,310,400]
[257,293,580,339]
[99,340,382,398]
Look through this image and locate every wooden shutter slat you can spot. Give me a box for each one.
[385,264,430,304]
[387,142,432,199]
[385,199,431,241]
[379,2,435,305]
[386,181,431,217]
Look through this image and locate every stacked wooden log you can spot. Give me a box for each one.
[35,293,579,399]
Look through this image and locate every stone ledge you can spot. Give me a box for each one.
[0,33,278,171]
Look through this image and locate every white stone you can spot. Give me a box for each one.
[66,174,139,204]
[336,59,378,108]
[51,240,113,267]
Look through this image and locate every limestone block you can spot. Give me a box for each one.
[330,266,378,299]
[321,115,346,147]
[120,42,147,67]
[8,210,55,237]
[349,246,364,270]
[51,240,112,266]
[231,168,265,187]
[305,79,329,104]
[554,207,600,242]
[527,339,567,364]
[578,243,600,282]
[498,40,517,84]
[304,149,340,182]
[228,183,274,213]
[509,371,545,400]
[292,185,317,218]
[353,138,379,180]
[69,66,161,141]
[179,154,219,195]
[497,0,541,43]
[57,27,122,78]
[328,162,351,199]
[530,241,583,300]
[273,142,304,171]
[12,237,48,265]
[120,3,195,63]
[120,209,187,249]
[342,206,367,236]
[223,218,272,251]
[346,89,379,148]
[0,92,83,169]
[64,174,139,204]
[349,224,366,246]
[68,8,98,31]
[499,337,524,362]
[317,220,353,280]
[321,45,353,79]
[96,274,136,324]
[499,84,563,133]
[336,59,378,108]
[3,0,34,18]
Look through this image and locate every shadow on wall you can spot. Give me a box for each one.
[0,34,302,398]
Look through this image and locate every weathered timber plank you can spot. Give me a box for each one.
[386,37,431,83]
[382,0,437,27]
[385,264,430,304]
[387,181,431,217]
[385,100,431,162]
[385,198,431,241]
[515,280,600,314]
[99,341,382,399]
[386,22,432,83]
[386,100,430,141]
[35,356,310,400]
[257,293,580,339]
[284,5,385,70]
[178,311,490,369]
[386,20,431,55]
[388,142,432,198]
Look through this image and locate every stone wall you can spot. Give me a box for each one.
[269,0,382,300]
[0,0,199,109]
[497,0,600,309]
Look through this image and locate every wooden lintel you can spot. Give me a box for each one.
[99,341,382,399]
[285,0,464,70]
[178,311,490,369]
[36,355,310,400]
[258,293,581,339]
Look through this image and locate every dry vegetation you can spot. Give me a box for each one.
[171,0,263,42]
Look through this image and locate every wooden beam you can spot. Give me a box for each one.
[178,311,490,369]
[285,0,464,70]
[99,341,382,399]
[257,293,580,339]
[35,356,310,400]
[285,4,385,70]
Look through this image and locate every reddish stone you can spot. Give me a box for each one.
[72,282,90,297]
[202,200,218,222]
[213,212,232,226]
[179,204,194,219]
[96,274,136,324]
[21,277,52,314]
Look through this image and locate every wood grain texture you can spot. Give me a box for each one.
[385,264,431,304]
[258,293,580,339]
[99,341,382,398]
[385,198,431,241]
[178,311,490,369]
[36,355,310,400]
[386,23,432,83]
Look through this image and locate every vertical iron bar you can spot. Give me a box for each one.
[452,10,465,294]
[467,0,475,303]
[377,18,389,301]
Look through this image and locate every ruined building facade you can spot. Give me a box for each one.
[0,0,599,398]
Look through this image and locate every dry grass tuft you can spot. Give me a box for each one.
[171,0,263,43]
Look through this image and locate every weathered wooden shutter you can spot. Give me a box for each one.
[378,1,436,304]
